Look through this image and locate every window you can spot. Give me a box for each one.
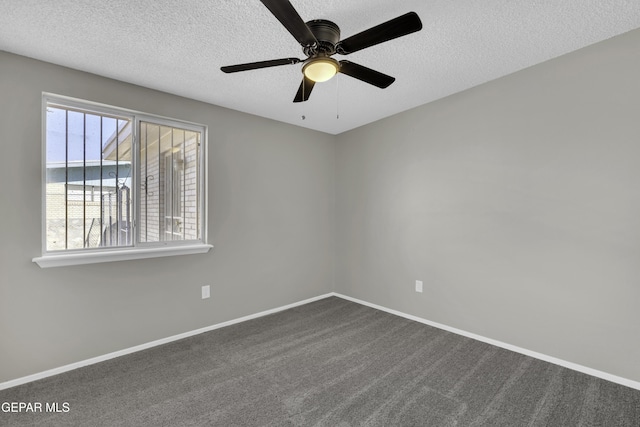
[33,94,211,268]
[139,121,201,244]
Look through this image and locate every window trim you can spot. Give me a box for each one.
[34,93,212,268]
[32,244,213,268]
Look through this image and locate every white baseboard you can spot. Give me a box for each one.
[3,291,639,392]
[332,292,640,391]
[0,293,333,391]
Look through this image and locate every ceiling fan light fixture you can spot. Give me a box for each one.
[303,57,339,83]
[220,3,423,103]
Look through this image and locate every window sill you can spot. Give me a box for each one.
[32,244,213,268]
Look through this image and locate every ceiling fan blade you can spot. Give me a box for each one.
[336,12,422,55]
[293,76,316,102]
[221,58,301,73]
[260,0,318,47]
[339,60,395,88]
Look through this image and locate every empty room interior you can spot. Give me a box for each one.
[1,1,640,425]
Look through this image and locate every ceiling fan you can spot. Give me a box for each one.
[221,0,423,103]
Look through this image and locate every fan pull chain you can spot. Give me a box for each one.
[336,74,340,120]
[301,81,306,120]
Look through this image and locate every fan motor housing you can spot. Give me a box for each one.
[305,19,340,55]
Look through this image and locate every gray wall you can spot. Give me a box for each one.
[0,52,336,383]
[335,28,640,382]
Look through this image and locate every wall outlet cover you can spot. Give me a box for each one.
[201,285,210,299]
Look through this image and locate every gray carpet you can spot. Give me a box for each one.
[1,296,639,426]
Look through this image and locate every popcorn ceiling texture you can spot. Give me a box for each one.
[1,0,639,134]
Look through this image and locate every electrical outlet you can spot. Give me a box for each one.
[415,280,423,293]
[201,285,210,299]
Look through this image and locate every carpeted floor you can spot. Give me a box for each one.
[1,296,639,426]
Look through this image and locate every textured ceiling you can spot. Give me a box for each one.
[2,0,640,134]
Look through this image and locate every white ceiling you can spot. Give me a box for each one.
[2,0,640,134]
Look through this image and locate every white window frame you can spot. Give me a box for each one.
[33,94,212,268]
